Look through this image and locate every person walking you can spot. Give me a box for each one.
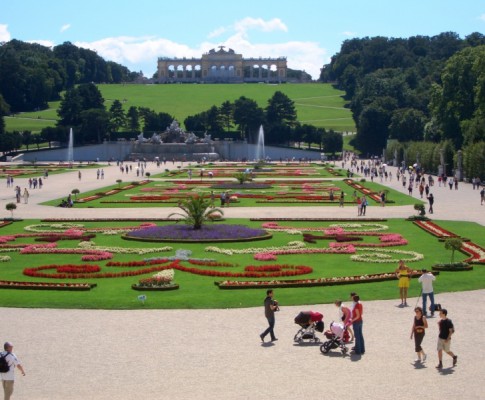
[419,269,436,316]
[396,260,412,306]
[260,289,279,342]
[22,188,29,204]
[410,307,428,363]
[436,309,458,369]
[0,342,26,400]
[350,295,365,355]
[427,193,434,214]
[480,187,484,205]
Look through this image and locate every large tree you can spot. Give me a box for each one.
[233,96,265,141]
[109,100,127,132]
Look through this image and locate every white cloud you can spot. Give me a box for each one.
[60,24,71,33]
[234,17,288,35]
[479,14,485,22]
[207,26,227,39]
[59,17,324,79]
[0,24,11,42]
[342,31,356,37]
[74,34,326,79]
[28,39,55,48]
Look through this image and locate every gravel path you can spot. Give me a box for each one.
[1,160,484,399]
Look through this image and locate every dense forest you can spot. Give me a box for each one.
[320,32,485,178]
[0,40,139,113]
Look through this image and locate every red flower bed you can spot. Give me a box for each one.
[413,220,459,238]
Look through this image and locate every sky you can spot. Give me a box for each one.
[1,0,485,80]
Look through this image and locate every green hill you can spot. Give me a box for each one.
[5,83,355,133]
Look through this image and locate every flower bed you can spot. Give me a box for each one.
[131,283,179,291]
[0,280,96,291]
[413,220,459,238]
[215,270,434,289]
[123,224,272,243]
[432,263,473,272]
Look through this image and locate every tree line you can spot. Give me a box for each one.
[0,40,139,113]
[321,32,485,178]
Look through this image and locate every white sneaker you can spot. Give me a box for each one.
[415,358,421,363]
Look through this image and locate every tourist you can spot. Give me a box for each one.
[395,260,412,306]
[22,188,29,204]
[220,191,226,207]
[260,289,279,342]
[360,195,367,216]
[410,307,428,363]
[339,191,345,207]
[427,193,434,214]
[0,341,26,400]
[436,309,457,369]
[481,187,485,205]
[350,295,365,355]
[210,191,215,208]
[78,171,82,181]
[334,300,353,341]
[419,269,436,316]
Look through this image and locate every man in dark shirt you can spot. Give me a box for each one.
[436,309,457,369]
[260,289,279,342]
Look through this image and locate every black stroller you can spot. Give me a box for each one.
[320,321,348,355]
[293,311,324,343]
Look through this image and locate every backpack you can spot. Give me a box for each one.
[0,352,10,373]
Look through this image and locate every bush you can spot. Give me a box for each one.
[432,262,472,271]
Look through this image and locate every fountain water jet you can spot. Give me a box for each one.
[255,125,265,161]
[67,128,74,163]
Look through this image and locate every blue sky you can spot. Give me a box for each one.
[2,0,484,79]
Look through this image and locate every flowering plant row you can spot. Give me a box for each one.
[413,220,459,238]
[253,245,356,261]
[344,179,381,202]
[23,259,313,280]
[0,280,96,291]
[351,247,424,263]
[460,242,485,264]
[215,271,430,289]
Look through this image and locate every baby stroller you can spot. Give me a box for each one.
[320,321,348,355]
[293,311,324,343]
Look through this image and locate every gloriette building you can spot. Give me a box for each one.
[157,46,287,83]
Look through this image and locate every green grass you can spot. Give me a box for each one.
[0,218,482,309]
[5,83,355,133]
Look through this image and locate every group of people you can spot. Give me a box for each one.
[259,263,458,370]
[396,260,458,369]
[260,290,366,356]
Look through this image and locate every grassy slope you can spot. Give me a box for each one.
[5,83,355,133]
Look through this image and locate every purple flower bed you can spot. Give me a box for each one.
[124,224,271,242]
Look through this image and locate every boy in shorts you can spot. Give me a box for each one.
[436,309,458,369]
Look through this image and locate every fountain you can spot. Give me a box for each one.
[67,128,74,163]
[255,125,265,161]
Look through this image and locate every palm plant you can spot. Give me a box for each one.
[168,195,223,229]
[234,171,251,184]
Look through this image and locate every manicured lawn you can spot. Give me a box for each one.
[0,218,482,309]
